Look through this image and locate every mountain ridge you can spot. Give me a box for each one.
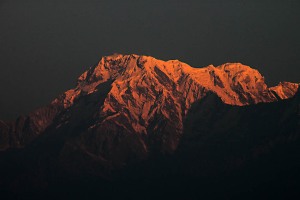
[57,54,298,107]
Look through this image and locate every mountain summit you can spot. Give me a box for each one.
[57,54,297,108]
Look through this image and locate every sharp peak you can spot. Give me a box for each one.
[97,54,265,77]
[99,54,190,65]
[101,53,153,60]
[100,54,257,69]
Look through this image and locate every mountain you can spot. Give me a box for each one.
[0,54,299,198]
[0,54,298,152]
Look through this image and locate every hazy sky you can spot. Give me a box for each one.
[0,0,299,119]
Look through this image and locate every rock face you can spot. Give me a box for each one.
[0,54,298,165]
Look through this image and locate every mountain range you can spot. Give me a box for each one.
[0,54,299,199]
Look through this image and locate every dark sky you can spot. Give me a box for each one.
[0,0,300,119]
